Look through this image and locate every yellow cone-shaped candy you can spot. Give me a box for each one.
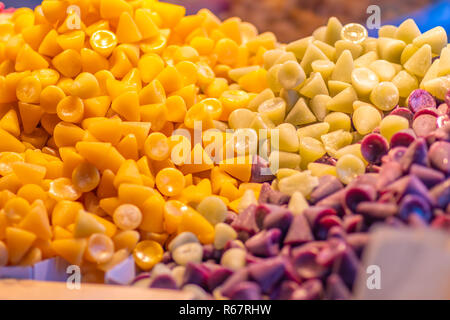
[19,200,52,241]
[73,210,106,238]
[6,227,36,264]
[15,44,49,71]
[116,12,143,44]
[51,238,87,265]
[219,155,252,182]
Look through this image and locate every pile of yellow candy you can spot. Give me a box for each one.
[0,0,448,282]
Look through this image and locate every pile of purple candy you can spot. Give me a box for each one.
[131,89,450,300]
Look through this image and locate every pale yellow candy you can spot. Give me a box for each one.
[422,76,450,100]
[354,51,378,68]
[285,37,313,60]
[352,104,382,135]
[324,112,351,132]
[269,150,301,173]
[298,137,326,169]
[321,129,353,156]
[335,40,363,60]
[285,97,316,126]
[391,70,419,98]
[378,25,397,38]
[307,162,337,177]
[313,40,336,60]
[297,122,330,140]
[263,49,285,70]
[351,67,379,96]
[438,46,450,76]
[400,44,419,65]
[277,60,306,90]
[288,192,309,215]
[310,94,331,121]
[324,17,343,46]
[311,60,335,80]
[370,81,399,111]
[328,80,352,96]
[369,60,396,81]
[312,26,327,42]
[267,64,283,93]
[276,168,300,180]
[280,89,300,112]
[326,86,358,113]
[335,144,367,165]
[299,72,328,98]
[412,26,447,55]
[336,154,365,185]
[278,171,319,197]
[331,49,353,83]
[301,44,329,75]
[404,44,432,77]
[248,88,275,111]
[228,66,260,82]
[228,109,255,129]
[395,19,421,44]
[276,123,300,152]
[377,37,406,63]
[258,97,286,125]
[380,115,410,142]
[340,23,368,44]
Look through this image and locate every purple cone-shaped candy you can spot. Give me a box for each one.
[183,263,211,289]
[263,207,293,234]
[399,138,429,171]
[207,267,233,291]
[271,281,300,300]
[316,189,346,215]
[376,161,403,190]
[429,178,450,209]
[292,247,329,279]
[315,215,343,240]
[316,238,347,267]
[220,268,249,297]
[356,201,398,219]
[390,129,416,148]
[428,141,450,174]
[413,114,438,137]
[291,279,323,300]
[399,194,433,223]
[408,89,436,113]
[382,175,433,205]
[304,206,337,227]
[258,183,290,205]
[251,155,275,183]
[228,281,262,300]
[342,214,364,233]
[361,133,389,164]
[332,248,361,289]
[327,225,346,240]
[231,204,259,235]
[383,146,408,164]
[413,107,439,119]
[326,274,351,300]
[390,107,414,124]
[309,175,343,204]
[344,184,377,213]
[410,164,445,188]
[150,274,178,290]
[245,228,281,257]
[248,257,286,293]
